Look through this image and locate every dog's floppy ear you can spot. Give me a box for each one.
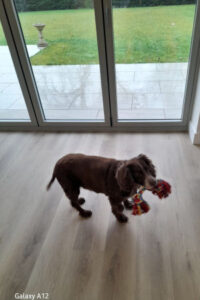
[116,163,136,192]
[138,154,156,177]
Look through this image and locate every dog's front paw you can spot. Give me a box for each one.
[80,210,92,218]
[117,214,128,223]
[124,199,133,210]
[118,203,124,212]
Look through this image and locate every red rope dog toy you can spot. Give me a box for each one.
[132,179,171,216]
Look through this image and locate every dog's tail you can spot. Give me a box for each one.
[46,173,56,191]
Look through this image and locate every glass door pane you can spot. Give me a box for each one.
[0,21,30,120]
[14,0,105,121]
[112,0,196,120]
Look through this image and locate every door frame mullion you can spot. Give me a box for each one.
[182,0,200,125]
[102,0,118,126]
[94,0,112,126]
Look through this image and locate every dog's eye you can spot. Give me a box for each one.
[134,171,145,185]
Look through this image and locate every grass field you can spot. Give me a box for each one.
[0,5,195,65]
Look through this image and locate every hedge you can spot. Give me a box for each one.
[15,0,195,11]
[15,0,93,11]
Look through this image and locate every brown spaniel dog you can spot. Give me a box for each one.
[47,154,156,223]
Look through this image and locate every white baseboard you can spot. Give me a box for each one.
[189,121,200,144]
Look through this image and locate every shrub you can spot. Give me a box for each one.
[15,0,93,12]
[15,0,195,12]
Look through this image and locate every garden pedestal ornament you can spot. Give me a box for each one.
[33,23,48,48]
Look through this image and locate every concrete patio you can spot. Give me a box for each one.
[0,45,187,121]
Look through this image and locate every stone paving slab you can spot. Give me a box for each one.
[118,108,166,120]
[0,109,29,120]
[117,81,161,93]
[165,108,183,119]
[0,45,40,120]
[131,93,183,109]
[44,109,99,120]
[134,70,184,81]
[9,98,29,110]
[159,81,185,93]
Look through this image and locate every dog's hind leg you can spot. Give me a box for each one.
[57,176,90,217]
[64,187,92,218]
[78,197,85,205]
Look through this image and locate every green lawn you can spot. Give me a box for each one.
[0,5,195,65]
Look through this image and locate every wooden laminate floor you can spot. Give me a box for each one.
[0,132,200,300]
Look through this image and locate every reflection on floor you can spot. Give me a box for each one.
[0,45,187,120]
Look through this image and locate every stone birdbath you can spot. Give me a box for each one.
[33,23,48,48]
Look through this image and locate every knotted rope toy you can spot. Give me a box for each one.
[132,179,171,216]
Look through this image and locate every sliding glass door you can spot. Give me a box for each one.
[104,0,198,126]
[2,0,110,127]
[1,0,199,130]
[13,0,107,122]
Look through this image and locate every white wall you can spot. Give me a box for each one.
[189,67,200,144]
